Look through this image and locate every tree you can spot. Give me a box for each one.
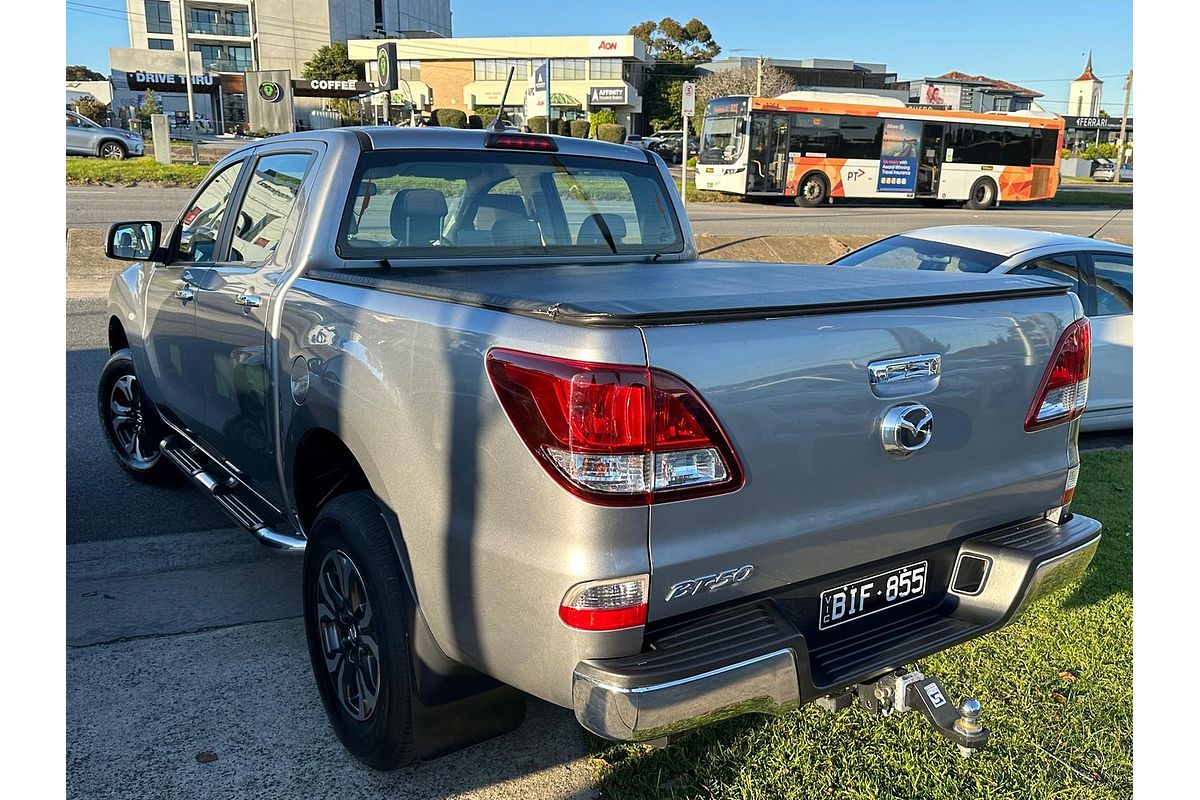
[73,98,109,124]
[695,65,797,111]
[67,65,105,81]
[642,64,693,132]
[301,43,362,81]
[137,89,161,124]
[628,18,720,63]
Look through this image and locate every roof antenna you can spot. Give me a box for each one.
[1089,207,1124,239]
[487,67,517,132]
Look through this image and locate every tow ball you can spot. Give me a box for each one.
[817,670,990,757]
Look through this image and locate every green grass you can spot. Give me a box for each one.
[1043,190,1133,208]
[595,449,1133,800]
[65,157,213,187]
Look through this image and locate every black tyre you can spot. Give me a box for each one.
[97,348,178,484]
[304,491,418,770]
[965,178,997,210]
[98,140,127,160]
[794,173,829,208]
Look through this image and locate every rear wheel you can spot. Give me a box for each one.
[304,491,418,770]
[794,173,829,208]
[965,178,998,209]
[98,141,127,160]
[97,349,177,484]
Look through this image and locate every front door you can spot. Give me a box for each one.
[747,113,790,193]
[916,123,945,196]
[139,159,246,432]
[191,148,319,500]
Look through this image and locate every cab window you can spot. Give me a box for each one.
[228,153,314,262]
[176,162,243,263]
[1009,254,1083,298]
[1091,253,1133,315]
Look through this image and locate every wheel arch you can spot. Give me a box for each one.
[108,315,130,353]
[96,137,127,156]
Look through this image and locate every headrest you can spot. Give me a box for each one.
[577,213,628,245]
[403,189,448,217]
[491,218,542,247]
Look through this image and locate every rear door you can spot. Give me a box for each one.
[1082,251,1133,416]
[65,112,94,155]
[641,294,1078,622]
[190,146,319,500]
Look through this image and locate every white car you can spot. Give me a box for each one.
[1093,162,1133,182]
[833,226,1132,431]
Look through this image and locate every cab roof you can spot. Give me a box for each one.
[897,225,1132,258]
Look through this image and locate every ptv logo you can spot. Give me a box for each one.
[847,168,866,180]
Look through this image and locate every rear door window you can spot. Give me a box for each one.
[1090,253,1133,315]
[1008,253,1083,298]
[228,152,314,262]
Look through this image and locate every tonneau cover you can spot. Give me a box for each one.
[309,260,1067,326]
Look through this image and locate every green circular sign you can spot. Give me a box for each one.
[258,80,282,103]
[377,51,390,87]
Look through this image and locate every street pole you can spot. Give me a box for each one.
[1115,69,1133,170]
[178,2,200,163]
[756,56,764,97]
[682,112,688,209]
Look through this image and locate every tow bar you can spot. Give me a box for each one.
[816,670,990,757]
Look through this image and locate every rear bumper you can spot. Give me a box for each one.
[572,514,1101,742]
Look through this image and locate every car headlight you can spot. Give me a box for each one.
[123,132,142,141]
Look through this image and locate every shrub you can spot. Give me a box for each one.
[431,108,468,129]
[596,123,626,144]
[527,116,549,134]
[73,98,109,125]
[556,119,572,136]
[589,109,616,138]
[467,114,483,129]
[570,119,591,139]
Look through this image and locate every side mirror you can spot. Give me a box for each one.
[106,221,162,261]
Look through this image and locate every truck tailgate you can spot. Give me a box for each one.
[642,292,1079,622]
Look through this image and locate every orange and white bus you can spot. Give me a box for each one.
[695,92,1064,208]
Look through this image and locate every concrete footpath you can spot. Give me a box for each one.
[67,529,597,799]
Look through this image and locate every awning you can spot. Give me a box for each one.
[550,93,581,107]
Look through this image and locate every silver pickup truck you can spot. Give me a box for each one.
[100,127,1100,769]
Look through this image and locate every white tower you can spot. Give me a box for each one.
[1068,51,1104,116]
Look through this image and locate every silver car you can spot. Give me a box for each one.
[833,226,1132,431]
[66,110,144,160]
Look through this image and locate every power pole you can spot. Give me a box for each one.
[756,55,765,96]
[1114,69,1133,170]
[178,2,200,164]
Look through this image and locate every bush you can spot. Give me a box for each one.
[1081,142,1119,161]
[556,119,572,136]
[570,119,591,139]
[686,156,698,168]
[589,109,616,138]
[73,98,109,125]
[527,117,549,134]
[596,123,626,144]
[467,114,483,129]
[431,108,468,129]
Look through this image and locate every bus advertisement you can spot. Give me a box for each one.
[695,92,1064,208]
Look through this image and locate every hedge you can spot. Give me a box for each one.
[431,108,468,128]
[527,117,549,134]
[570,119,591,139]
[467,114,483,129]
[596,123,626,144]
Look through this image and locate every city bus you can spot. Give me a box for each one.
[695,92,1064,208]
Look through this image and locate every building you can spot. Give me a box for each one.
[347,35,651,129]
[1067,52,1104,117]
[1063,115,1132,150]
[110,1,451,131]
[893,72,1043,112]
[698,57,905,100]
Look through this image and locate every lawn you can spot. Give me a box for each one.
[595,449,1133,800]
[65,157,212,187]
[1042,190,1133,209]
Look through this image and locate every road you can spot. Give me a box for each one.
[66,185,1133,242]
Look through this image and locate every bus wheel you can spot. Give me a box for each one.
[794,174,828,208]
[965,178,998,209]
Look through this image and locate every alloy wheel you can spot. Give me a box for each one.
[315,549,382,722]
[108,374,156,467]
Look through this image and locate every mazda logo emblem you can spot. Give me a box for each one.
[881,403,934,454]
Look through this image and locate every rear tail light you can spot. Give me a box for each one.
[559,575,648,630]
[483,132,558,151]
[485,349,743,505]
[1025,318,1091,431]
[1062,463,1080,506]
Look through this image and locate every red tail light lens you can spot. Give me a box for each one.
[559,575,648,630]
[1025,318,1091,431]
[483,132,558,151]
[486,349,743,505]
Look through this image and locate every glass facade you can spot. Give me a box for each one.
[474,59,528,81]
[148,38,174,50]
[551,59,586,81]
[188,7,251,37]
[590,59,622,80]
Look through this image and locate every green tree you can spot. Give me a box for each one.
[73,98,109,124]
[66,65,105,81]
[137,89,161,123]
[628,17,720,62]
[642,64,693,132]
[301,43,362,81]
[588,108,616,138]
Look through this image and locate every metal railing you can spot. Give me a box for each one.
[188,21,251,37]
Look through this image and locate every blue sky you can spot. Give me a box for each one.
[66,0,1132,114]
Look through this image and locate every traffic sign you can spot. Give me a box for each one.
[681,81,696,117]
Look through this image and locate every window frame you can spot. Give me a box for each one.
[166,158,250,266]
[144,0,173,34]
[1081,250,1133,317]
[1006,251,1086,307]
[225,149,319,265]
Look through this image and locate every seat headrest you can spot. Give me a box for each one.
[403,189,448,218]
[577,213,628,246]
[491,218,542,247]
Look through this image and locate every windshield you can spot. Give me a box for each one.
[700,115,746,164]
[337,150,684,260]
[834,235,1007,273]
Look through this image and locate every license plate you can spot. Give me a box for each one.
[819,561,928,630]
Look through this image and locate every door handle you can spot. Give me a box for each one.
[174,286,194,303]
[235,293,262,308]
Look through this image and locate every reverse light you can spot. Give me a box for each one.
[485,349,743,505]
[1025,318,1091,431]
[559,575,649,630]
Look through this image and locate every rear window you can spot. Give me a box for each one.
[337,150,684,260]
[834,235,1006,273]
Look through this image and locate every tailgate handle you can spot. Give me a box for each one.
[868,354,942,398]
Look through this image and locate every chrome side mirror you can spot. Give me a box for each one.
[105,221,161,261]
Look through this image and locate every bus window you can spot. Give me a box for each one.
[945,124,1034,166]
[1031,128,1059,165]
[789,114,839,157]
[837,117,884,159]
[700,115,746,164]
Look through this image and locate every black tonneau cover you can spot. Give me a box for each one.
[308,260,1068,326]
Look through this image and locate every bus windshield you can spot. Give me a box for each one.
[700,99,748,164]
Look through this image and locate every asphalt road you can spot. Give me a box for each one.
[66,185,1133,241]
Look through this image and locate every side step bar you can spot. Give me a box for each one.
[160,436,306,552]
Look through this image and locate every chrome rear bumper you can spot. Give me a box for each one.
[573,514,1101,742]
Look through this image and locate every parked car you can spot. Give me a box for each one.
[649,130,699,164]
[66,110,144,160]
[624,133,662,149]
[833,226,1131,431]
[1093,161,1133,182]
[100,128,1100,770]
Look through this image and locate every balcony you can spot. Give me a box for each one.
[188,21,251,37]
[203,58,253,73]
